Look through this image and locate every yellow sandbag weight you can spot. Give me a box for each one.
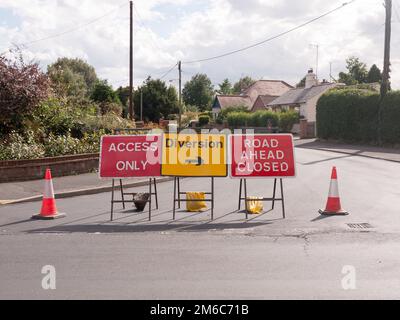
[246,197,264,214]
[186,192,208,212]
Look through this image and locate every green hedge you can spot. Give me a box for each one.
[317,89,400,144]
[198,115,210,126]
[381,91,400,144]
[226,110,296,131]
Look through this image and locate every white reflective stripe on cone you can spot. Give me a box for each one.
[328,179,339,198]
[43,180,55,199]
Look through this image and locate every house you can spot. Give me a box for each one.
[212,80,293,117]
[267,69,341,137]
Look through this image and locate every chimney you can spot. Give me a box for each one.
[305,68,317,88]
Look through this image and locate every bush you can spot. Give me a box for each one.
[249,110,279,127]
[43,133,82,157]
[0,131,45,160]
[227,112,251,127]
[381,91,400,144]
[227,110,281,128]
[216,106,249,124]
[198,115,210,127]
[0,53,50,136]
[279,110,300,132]
[99,101,123,116]
[317,89,380,143]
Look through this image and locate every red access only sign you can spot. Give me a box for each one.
[230,134,296,178]
[99,135,161,178]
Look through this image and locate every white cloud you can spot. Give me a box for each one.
[0,0,398,89]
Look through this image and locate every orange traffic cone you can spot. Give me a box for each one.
[32,169,65,220]
[318,166,348,216]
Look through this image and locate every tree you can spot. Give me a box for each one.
[134,77,179,122]
[91,80,122,116]
[338,56,368,85]
[91,80,120,104]
[296,76,306,88]
[116,86,130,118]
[0,54,49,135]
[182,74,214,112]
[367,64,382,83]
[217,79,233,95]
[47,57,98,99]
[233,76,256,94]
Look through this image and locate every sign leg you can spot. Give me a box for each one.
[177,177,181,209]
[244,179,248,220]
[111,179,115,221]
[211,177,214,220]
[280,179,286,219]
[272,178,277,210]
[149,178,152,221]
[173,177,176,220]
[119,179,125,210]
[238,179,243,211]
[153,178,158,209]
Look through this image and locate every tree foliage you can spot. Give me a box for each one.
[182,73,214,112]
[296,76,306,88]
[47,57,98,100]
[134,77,179,122]
[367,64,382,83]
[217,78,233,95]
[0,54,50,135]
[338,57,382,86]
[233,76,256,93]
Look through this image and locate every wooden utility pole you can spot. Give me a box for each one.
[140,89,143,122]
[381,0,392,97]
[178,60,182,129]
[378,0,392,144]
[129,0,134,121]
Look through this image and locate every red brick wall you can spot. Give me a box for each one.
[0,153,99,183]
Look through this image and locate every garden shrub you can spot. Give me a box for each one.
[0,131,45,160]
[317,89,380,143]
[198,115,210,127]
[279,110,300,133]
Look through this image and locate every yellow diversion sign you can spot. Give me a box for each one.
[161,133,227,177]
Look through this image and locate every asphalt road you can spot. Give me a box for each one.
[1,147,400,299]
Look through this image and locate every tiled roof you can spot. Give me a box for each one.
[243,80,293,103]
[268,83,336,106]
[215,95,252,109]
[258,95,280,106]
[214,80,293,111]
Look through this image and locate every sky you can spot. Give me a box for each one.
[0,0,399,90]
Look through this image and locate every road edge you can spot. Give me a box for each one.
[0,177,175,206]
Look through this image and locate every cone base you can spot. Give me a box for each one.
[31,213,66,220]
[318,209,349,216]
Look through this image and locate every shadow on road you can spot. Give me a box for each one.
[24,208,281,234]
[26,220,273,234]
[299,152,360,165]
[310,214,334,222]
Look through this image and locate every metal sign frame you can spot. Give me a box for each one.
[110,178,158,221]
[237,178,285,219]
[161,133,228,178]
[229,133,296,179]
[172,177,215,220]
[99,134,162,179]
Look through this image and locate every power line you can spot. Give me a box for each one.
[6,1,128,50]
[159,62,178,80]
[182,0,356,64]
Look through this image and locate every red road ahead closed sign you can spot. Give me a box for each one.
[230,134,295,178]
[99,135,161,178]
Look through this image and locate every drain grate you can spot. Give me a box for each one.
[347,223,373,229]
